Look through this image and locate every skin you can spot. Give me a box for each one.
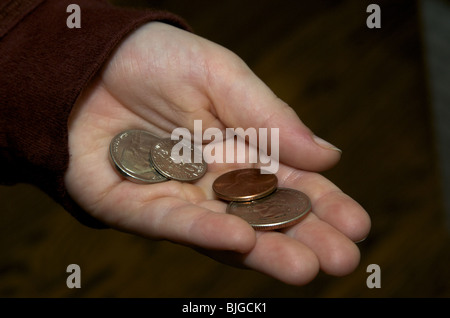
[64,22,371,285]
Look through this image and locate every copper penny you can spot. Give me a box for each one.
[226,188,312,230]
[212,168,278,201]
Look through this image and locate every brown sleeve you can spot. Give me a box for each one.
[0,0,190,228]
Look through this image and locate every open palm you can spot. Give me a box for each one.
[64,22,370,285]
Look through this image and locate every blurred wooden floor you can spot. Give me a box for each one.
[1,0,449,297]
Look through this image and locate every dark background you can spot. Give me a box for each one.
[1,0,449,297]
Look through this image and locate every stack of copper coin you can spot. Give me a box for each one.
[212,168,312,230]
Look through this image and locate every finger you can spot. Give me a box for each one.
[283,212,361,276]
[275,166,367,276]
[204,49,342,171]
[92,181,257,253]
[201,230,320,286]
[277,166,371,242]
[242,231,320,285]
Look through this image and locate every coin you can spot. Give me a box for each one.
[109,130,168,183]
[212,168,278,201]
[151,138,207,181]
[226,188,312,230]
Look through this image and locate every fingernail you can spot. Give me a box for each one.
[355,236,368,244]
[312,135,342,153]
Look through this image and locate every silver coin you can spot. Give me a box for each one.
[151,138,207,182]
[109,130,168,183]
[226,188,312,230]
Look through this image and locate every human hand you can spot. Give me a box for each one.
[65,22,370,285]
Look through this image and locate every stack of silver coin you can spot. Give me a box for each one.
[109,129,311,230]
[109,129,207,183]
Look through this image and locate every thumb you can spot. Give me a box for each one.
[206,51,341,171]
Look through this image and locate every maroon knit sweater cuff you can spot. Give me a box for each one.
[0,0,190,228]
